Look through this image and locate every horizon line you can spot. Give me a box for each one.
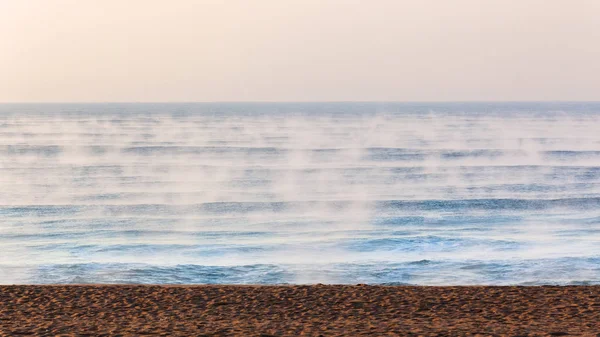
[1,100,600,104]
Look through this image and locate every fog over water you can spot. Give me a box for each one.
[1,102,600,285]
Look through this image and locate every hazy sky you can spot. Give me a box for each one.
[1,0,599,102]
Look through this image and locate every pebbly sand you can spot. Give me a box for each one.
[1,285,599,336]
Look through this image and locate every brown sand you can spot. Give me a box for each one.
[1,285,599,336]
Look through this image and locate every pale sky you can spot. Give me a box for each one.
[1,0,599,102]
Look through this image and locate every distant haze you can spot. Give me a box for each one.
[1,0,599,102]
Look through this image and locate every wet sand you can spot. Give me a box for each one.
[1,285,599,336]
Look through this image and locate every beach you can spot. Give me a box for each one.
[1,285,599,336]
[3,0,600,334]
[2,104,600,335]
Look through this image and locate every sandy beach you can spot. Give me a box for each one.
[0,285,598,336]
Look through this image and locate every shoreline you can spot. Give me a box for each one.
[2,285,599,336]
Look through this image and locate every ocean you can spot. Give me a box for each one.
[1,102,600,285]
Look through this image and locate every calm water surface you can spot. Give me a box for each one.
[1,102,600,285]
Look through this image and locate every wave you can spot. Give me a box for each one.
[5,256,599,285]
[3,196,600,217]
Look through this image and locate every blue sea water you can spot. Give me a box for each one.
[1,102,600,285]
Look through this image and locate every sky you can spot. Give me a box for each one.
[1,0,599,102]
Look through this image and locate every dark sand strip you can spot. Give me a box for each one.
[1,285,599,336]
